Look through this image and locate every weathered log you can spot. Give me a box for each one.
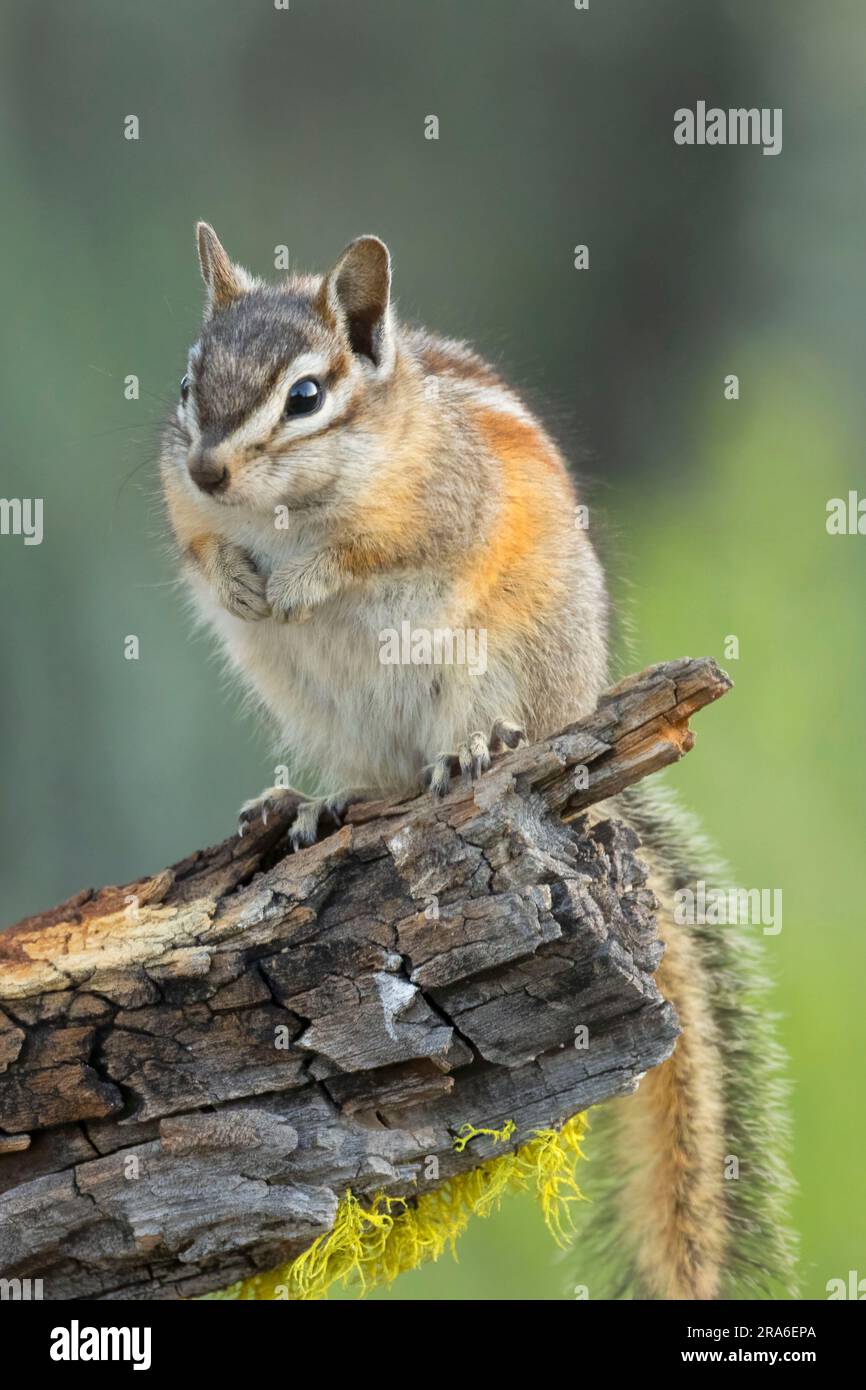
[0,656,730,1300]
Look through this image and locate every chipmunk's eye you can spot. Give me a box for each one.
[180,374,191,403]
[286,377,323,417]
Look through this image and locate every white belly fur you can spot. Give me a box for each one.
[189,554,520,796]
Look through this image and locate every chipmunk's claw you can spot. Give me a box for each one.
[422,720,526,799]
[237,787,304,837]
[239,787,374,850]
[288,790,374,849]
[288,799,324,851]
[490,718,526,752]
[424,752,458,798]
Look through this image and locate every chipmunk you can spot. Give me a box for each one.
[160,224,796,1300]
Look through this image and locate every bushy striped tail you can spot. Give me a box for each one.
[573,783,798,1299]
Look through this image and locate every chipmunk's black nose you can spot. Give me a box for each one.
[188,448,229,496]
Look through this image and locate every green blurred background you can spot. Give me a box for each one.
[1,0,863,1300]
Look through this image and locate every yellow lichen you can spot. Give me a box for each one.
[452,1118,517,1153]
[207,1112,588,1301]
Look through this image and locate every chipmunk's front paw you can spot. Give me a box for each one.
[421,719,526,798]
[266,571,312,624]
[266,554,340,624]
[214,545,270,621]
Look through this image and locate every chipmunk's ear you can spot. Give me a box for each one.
[196,222,252,316]
[318,236,393,372]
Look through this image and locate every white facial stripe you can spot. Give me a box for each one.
[233,353,348,450]
[273,368,359,444]
[218,359,317,452]
[180,351,356,455]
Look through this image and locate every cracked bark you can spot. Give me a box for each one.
[0,656,731,1300]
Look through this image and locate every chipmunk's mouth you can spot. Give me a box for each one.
[187,479,234,506]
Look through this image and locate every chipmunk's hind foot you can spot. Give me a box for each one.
[238,785,377,849]
[287,787,380,850]
[422,719,526,798]
[237,786,306,835]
